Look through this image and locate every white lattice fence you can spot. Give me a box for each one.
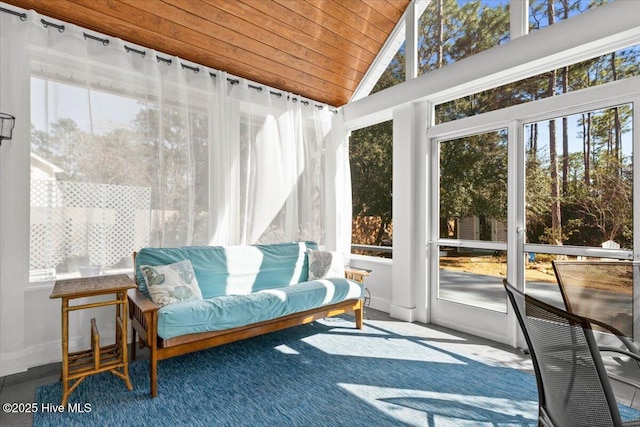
[30,180,151,276]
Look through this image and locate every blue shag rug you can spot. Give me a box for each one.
[34,316,639,426]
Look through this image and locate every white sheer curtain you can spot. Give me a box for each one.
[211,81,334,246]
[0,8,352,282]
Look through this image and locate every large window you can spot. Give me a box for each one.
[525,104,633,250]
[529,0,613,31]
[349,121,393,257]
[29,75,211,281]
[369,42,406,96]
[438,128,509,312]
[418,0,510,77]
[29,68,336,283]
[25,36,337,283]
[435,44,640,124]
[523,103,634,311]
[362,0,615,101]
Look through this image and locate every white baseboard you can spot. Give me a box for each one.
[0,348,29,377]
[389,304,416,323]
[1,332,117,377]
[367,296,391,313]
[434,318,509,346]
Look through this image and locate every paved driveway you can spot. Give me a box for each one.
[438,269,633,338]
[438,269,565,312]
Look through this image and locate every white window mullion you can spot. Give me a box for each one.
[510,119,525,348]
[633,97,640,263]
[405,1,418,81]
[632,96,640,341]
[509,0,529,40]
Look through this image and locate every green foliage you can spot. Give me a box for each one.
[418,0,509,74]
[31,117,151,186]
[371,45,405,94]
[439,131,508,224]
[132,105,210,215]
[356,0,511,245]
[350,121,393,227]
[31,100,212,246]
[525,155,553,238]
[526,104,634,249]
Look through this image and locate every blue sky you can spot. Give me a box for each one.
[31,77,141,134]
[525,106,634,160]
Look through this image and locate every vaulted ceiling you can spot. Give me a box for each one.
[4,0,410,106]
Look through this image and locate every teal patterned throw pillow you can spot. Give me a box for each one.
[139,260,203,307]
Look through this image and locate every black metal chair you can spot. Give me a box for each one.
[552,261,640,383]
[504,279,640,427]
[552,260,636,341]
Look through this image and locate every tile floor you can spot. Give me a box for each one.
[0,308,637,426]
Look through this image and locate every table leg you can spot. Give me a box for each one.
[120,294,133,390]
[61,298,70,406]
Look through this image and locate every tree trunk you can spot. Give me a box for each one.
[549,114,561,244]
[611,52,621,171]
[547,1,562,245]
[562,67,569,195]
[375,218,388,246]
[561,0,569,195]
[437,0,444,69]
[586,112,591,185]
[527,122,539,156]
[582,114,590,186]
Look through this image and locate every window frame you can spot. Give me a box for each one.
[426,73,639,342]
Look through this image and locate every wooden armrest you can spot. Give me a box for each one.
[128,288,159,313]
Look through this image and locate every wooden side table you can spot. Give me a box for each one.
[345,267,371,309]
[50,274,135,405]
[345,267,371,284]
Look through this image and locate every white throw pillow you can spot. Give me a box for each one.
[307,250,345,280]
[139,259,203,307]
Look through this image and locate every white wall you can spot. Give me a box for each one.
[0,4,129,376]
[21,286,117,370]
[350,255,393,312]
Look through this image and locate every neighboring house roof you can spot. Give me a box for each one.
[4,0,411,107]
[30,152,64,180]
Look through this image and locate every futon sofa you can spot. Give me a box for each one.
[128,241,365,397]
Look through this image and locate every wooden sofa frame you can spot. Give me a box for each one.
[128,252,364,397]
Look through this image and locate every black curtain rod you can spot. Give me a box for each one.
[0,7,337,114]
[125,46,146,57]
[181,63,199,73]
[193,74,333,110]
[247,84,283,98]
[84,33,109,46]
[0,7,26,21]
[41,18,64,32]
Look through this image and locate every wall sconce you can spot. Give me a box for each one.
[0,113,16,145]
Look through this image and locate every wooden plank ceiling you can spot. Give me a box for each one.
[5,0,410,107]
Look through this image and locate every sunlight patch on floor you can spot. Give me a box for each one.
[363,318,469,342]
[339,383,537,427]
[273,344,300,355]
[302,334,466,364]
